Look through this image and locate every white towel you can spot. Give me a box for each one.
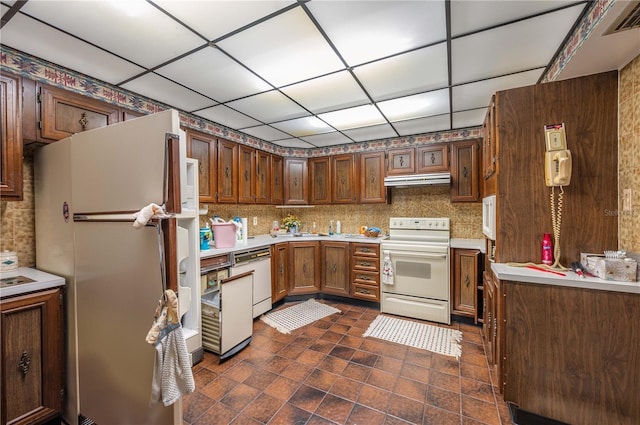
[132,203,170,229]
[382,250,394,285]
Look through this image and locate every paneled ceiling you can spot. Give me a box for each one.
[1,1,639,149]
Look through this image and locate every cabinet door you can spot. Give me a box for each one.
[309,156,331,205]
[417,143,449,173]
[288,241,320,295]
[451,139,480,202]
[359,151,387,204]
[0,73,23,200]
[387,147,415,176]
[1,288,64,425]
[238,145,256,204]
[255,151,271,204]
[39,84,119,141]
[451,249,479,321]
[483,95,496,178]
[321,241,350,297]
[271,243,288,302]
[217,139,238,203]
[187,130,217,203]
[270,155,284,205]
[332,154,357,204]
[121,108,144,121]
[283,157,308,205]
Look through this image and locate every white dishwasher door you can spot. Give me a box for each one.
[220,272,253,356]
[231,257,272,318]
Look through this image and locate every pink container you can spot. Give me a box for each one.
[212,223,236,248]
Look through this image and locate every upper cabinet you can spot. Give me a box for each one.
[450,139,481,202]
[284,157,308,205]
[238,145,256,204]
[0,73,23,201]
[417,143,449,173]
[332,154,357,204]
[387,147,415,176]
[270,155,284,205]
[217,139,238,204]
[309,156,331,205]
[255,150,271,204]
[186,129,217,203]
[358,151,388,204]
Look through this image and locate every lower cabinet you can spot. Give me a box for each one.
[1,288,64,425]
[483,270,504,393]
[271,242,289,302]
[288,241,320,295]
[320,241,350,297]
[451,248,481,322]
[350,243,380,302]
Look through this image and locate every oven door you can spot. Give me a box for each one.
[380,241,449,300]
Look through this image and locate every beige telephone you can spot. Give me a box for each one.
[544,124,572,187]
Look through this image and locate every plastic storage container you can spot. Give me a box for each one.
[211,223,236,248]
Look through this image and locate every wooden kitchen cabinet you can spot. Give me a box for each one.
[331,154,357,203]
[320,241,350,297]
[217,139,238,204]
[416,143,449,173]
[255,150,271,204]
[358,151,388,204]
[482,270,504,393]
[0,73,23,201]
[350,243,380,302]
[271,243,288,303]
[1,288,64,425]
[288,241,320,295]
[387,147,415,176]
[238,145,256,204]
[482,95,497,180]
[309,156,331,205]
[37,84,120,142]
[186,129,217,203]
[270,154,284,205]
[283,157,308,205]
[451,249,480,322]
[450,139,481,202]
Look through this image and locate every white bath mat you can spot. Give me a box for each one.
[260,299,341,334]
[363,315,462,359]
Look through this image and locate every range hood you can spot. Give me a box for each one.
[384,173,451,187]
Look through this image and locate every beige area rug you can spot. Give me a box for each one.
[260,299,341,334]
[363,314,462,359]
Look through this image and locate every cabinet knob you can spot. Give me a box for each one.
[463,166,468,178]
[78,112,88,131]
[465,276,470,288]
[19,351,31,375]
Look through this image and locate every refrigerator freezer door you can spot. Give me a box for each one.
[74,221,176,424]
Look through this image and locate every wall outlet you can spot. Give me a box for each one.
[253,216,258,226]
[623,188,632,211]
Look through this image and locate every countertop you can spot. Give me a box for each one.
[491,262,640,294]
[0,267,66,298]
[200,233,386,259]
[450,238,486,253]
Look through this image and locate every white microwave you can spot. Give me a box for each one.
[482,195,496,240]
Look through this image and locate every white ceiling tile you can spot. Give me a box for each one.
[301,132,354,147]
[318,105,387,130]
[272,139,316,149]
[217,7,344,86]
[270,117,334,138]
[451,0,580,37]
[153,1,295,41]
[452,68,543,111]
[308,0,446,66]
[227,90,309,123]
[452,5,585,84]
[452,109,487,129]
[280,71,370,114]
[240,125,291,142]
[155,47,271,102]
[19,0,204,68]
[393,114,451,136]
[343,124,398,142]
[378,89,450,122]
[1,12,144,84]
[194,105,262,129]
[121,73,214,112]
[354,43,449,101]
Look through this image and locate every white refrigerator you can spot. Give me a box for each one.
[34,110,201,425]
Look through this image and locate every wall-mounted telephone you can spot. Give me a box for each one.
[544,124,572,187]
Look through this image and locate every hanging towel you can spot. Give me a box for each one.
[382,250,394,285]
[146,290,195,406]
[132,203,170,229]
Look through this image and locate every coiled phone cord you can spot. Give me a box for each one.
[549,185,567,270]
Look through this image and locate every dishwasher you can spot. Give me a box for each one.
[230,246,272,318]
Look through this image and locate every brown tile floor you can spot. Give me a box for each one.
[183,300,515,425]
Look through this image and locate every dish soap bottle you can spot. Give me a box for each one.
[541,233,553,265]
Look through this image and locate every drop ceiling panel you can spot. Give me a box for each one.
[452,109,488,129]
[280,71,370,114]
[240,125,292,142]
[217,7,344,87]
[19,0,205,68]
[318,105,387,130]
[155,47,272,102]
[452,5,586,84]
[194,105,262,129]
[0,11,144,84]
[301,131,354,147]
[121,73,214,112]
[227,90,310,123]
[452,68,543,111]
[378,89,450,122]
[274,139,316,149]
[270,116,334,138]
[393,114,451,136]
[343,124,398,142]
[354,43,449,101]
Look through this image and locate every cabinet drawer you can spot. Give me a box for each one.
[353,257,379,271]
[351,243,379,258]
[352,270,379,285]
[352,283,379,301]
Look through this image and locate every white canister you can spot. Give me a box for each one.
[0,251,18,272]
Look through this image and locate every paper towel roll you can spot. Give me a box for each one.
[240,218,248,245]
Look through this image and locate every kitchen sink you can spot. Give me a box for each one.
[0,275,36,288]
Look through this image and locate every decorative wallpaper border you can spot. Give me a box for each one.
[1,46,481,157]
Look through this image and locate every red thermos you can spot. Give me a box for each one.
[541,233,553,265]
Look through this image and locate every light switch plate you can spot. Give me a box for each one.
[623,188,632,211]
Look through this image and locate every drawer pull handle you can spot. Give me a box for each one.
[360,275,370,281]
[79,112,88,131]
[361,248,371,253]
[360,261,370,267]
[19,351,31,375]
[465,276,470,287]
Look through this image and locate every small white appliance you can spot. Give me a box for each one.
[482,195,496,240]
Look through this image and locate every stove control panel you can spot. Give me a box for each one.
[389,217,450,231]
